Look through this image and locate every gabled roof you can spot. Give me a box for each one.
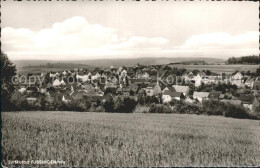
[130,85,139,92]
[193,91,210,98]
[147,83,156,88]
[81,84,95,91]
[105,83,118,88]
[163,86,176,92]
[70,91,87,100]
[219,94,225,99]
[172,85,189,93]
[231,71,243,76]
[239,94,254,104]
[26,86,38,92]
[163,90,183,98]
[129,78,147,83]
[193,71,206,76]
[230,100,242,105]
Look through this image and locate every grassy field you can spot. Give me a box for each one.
[2,112,260,167]
[169,64,259,74]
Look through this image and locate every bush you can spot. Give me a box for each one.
[176,103,202,114]
[149,103,173,113]
[133,105,150,113]
[224,104,250,119]
[202,100,225,116]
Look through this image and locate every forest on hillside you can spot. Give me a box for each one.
[226,55,260,64]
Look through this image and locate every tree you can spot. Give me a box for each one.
[104,97,115,112]
[1,51,17,111]
[256,66,260,76]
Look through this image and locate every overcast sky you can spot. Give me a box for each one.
[1,1,259,61]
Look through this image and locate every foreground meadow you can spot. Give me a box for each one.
[2,112,260,167]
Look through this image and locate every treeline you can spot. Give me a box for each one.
[134,100,260,120]
[226,55,260,64]
[8,91,260,120]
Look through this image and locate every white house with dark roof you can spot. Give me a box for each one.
[172,85,189,96]
[193,91,210,102]
[162,90,184,103]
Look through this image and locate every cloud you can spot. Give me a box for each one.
[1,16,258,60]
[2,16,169,60]
[181,31,259,50]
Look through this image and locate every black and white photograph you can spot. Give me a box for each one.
[1,0,260,167]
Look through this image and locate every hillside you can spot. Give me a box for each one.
[13,57,225,69]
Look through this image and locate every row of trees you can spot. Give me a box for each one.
[226,55,260,64]
[134,99,260,120]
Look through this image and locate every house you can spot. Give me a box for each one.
[70,91,87,101]
[231,71,244,87]
[219,94,226,100]
[104,82,118,89]
[76,74,89,82]
[146,83,156,96]
[116,87,123,95]
[120,69,128,77]
[92,72,101,80]
[137,88,146,96]
[26,86,39,93]
[129,78,148,84]
[244,77,255,88]
[130,85,139,95]
[89,95,103,105]
[172,85,189,96]
[252,96,260,112]
[137,72,150,79]
[18,86,26,93]
[162,86,176,93]
[26,97,37,104]
[192,72,206,87]
[53,78,66,87]
[230,100,242,106]
[232,71,243,80]
[81,84,95,94]
[123,87,131,96]
[50,73,57,78]
[62,95,71,103]
[39,85,48,93]
[220,99,231,104]
[193,91,210,102]
[162,90,184,103]
[239,94,254,111]
[153,83,162,96]
[253,81,260,90]
[62,70,67,76]
[184,97,196,104]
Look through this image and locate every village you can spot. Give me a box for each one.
[12,63,260,116]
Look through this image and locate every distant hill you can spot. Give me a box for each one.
[13,61,94,74]
[12,57,225,70]
[168,60,208,65]
[23,62,94,69]
[75,57,225,67]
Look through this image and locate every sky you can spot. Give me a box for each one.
[1,1,259,61]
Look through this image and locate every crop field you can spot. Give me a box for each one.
[169,64,259,74]
[2,112,260,167]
